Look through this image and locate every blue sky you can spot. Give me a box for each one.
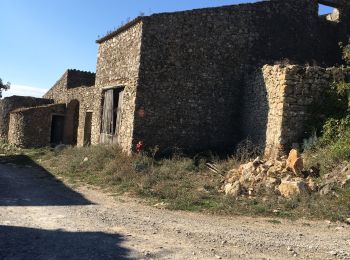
[0,0,333,97]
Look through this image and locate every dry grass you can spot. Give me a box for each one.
[1,141,349,221]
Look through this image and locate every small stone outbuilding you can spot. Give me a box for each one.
[3,70,98,148]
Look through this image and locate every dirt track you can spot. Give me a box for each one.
[0,162,349,259]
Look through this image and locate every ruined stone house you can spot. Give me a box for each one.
[0,0,349,158]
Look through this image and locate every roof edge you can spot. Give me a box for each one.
[67,69,96,76]
[10,103,65,113]
[96,16,144,44]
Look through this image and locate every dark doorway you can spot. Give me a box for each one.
[100,87,124,144]
[84,112,93,146]
[51,115,65,145]
[63,100,80,145]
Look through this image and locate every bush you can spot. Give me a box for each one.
[321,115,350,145]
[304,122,350,175]
[306,80,350,137]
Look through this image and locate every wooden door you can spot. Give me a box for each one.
[100,88,124,145]
[100,89,114,144]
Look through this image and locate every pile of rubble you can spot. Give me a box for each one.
[221,149,350,198]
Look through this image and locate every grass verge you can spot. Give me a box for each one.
[1,142,349,222]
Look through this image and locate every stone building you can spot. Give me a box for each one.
[3,70,97,148]
[0,0,349,157]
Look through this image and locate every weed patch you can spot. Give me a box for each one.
[1,142,349,221]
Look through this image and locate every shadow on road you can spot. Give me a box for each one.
[0,155,92,206]
[0,225,130,259]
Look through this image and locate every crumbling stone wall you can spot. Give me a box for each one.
[44,70,99,147]
[280,65,350,155]
[95,21,143,152]
[243,64,350,158]
[131,0,319,153]
[0,96,53,141]
[8,104,65,148]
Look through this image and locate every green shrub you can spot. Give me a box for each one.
[306,80,350,138]
[321,115,350,145]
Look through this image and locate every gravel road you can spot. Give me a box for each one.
[0,161,349,260]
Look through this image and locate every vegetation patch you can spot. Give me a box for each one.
[1,140,349,222]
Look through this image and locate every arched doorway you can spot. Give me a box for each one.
[64,99,79,145]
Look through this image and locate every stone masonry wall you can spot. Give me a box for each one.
[243,64,350,158]
[8,104,66,148]
[95,21,143,152]
[280,65,350,155]
[43,70,99,147]
[0,96,53,141]
[132,0,319,153]
[242,65,285,156]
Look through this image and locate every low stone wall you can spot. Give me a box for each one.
[8,104,66,148]
[243,64,350,158]
[281,65,350,155]
[0,96,53,141]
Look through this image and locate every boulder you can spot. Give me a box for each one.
[226,169,240,183]
[252,156,262,167]
[340,170,350,187]
[319,183,334,196]
[254,172,265,183]
[239,174,252,187]
[278,179,309,198]
[240,161,255,172]
[267,166,279,177]
[286,149,303,176]
[224,181,241,197]
[240,166,256,184]
[345,218,350,225]
[265,160,274,168]
[266,177,281,189]
[274,160,286,171]
[306,177,317,192]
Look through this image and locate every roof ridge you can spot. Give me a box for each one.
[96,16,144,44]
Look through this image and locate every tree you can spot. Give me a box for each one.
[0,78,10,98]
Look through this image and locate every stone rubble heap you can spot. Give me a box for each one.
[221,149,350,198]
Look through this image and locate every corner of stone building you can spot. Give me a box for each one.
[95,19,143,153]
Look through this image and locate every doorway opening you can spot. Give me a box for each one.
[100,87,124,144]
[63,99,80,145]
[51,115,65,145]
[84,112,93,146]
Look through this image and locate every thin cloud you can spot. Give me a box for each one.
[2,84,48,98]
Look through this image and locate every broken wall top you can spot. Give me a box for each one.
[66,69,95,89]
[46,69,96,96]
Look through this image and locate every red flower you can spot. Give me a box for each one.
[136,141,144,153]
